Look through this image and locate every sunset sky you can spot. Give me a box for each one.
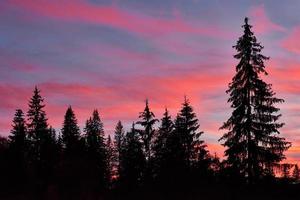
[1,0,300,164]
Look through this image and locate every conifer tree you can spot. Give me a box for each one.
[220,18,291,182]
[26,86,57,186]
[113,121,125,178]
[177,97,206,167]
[120,123,145,189]
[292,164,299,182]
[9,109,27,153]
[27,86,49,162]
[152,108,173,179]
[137,99,158,161]
[281,163,292,180]
[84,109,109,188]
[9,109,27,187]
[106,135,113,184]
[61,106,81,154]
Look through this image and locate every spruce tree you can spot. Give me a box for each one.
[292,164,299,182]
[152,108,173,179]
[177,96,206,167]
[9,109,27,153]
[27,86,49,162]
[26,86,57,186]
[136,99,158,183]
[106,135,113,184]
[113,121,125,179]
[9,109,27,188]
[120,123,145,189]
[136,99,158,161]
[220,18,291,182]
[61,106,81,154]
[84,109,109,188]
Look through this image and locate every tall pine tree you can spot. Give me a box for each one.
[136,99,158,183]
[137,99,158,161]
[113,121,125,179]
[152,108,173,180]
[220,18,291,183]
[84,109,109,189]
[120,123,145,189]
[27,86,49,162]
[26,86,57,187]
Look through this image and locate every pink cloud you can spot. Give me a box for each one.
[249,4,285,34]
[8,0,231,39]
[282,27,300,54]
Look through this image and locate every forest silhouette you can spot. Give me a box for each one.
[0,18,299,200]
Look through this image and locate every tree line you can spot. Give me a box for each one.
[0,18,298,199]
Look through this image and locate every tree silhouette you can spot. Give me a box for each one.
[152,108,173,181]
[292,164,300,182]
[136,99,158,183]
[84,109,109,189]
[120,123,145,190]
[8,109,27,190]
[113,120,125,180]
[178,97,206,168]
[220,18,291,183]
[26,86,57,189]
[9,109,27,150]
[61,106,81,154]
[106,134,113,185]
[137,99,158,161]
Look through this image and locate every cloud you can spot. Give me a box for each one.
[282,27,300,54]
[249,4,286,34]
[8,0,231,39]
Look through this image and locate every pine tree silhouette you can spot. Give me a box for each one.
[292,164,300,182]
[136,99,158,183]
[178,96,206,168]
[106,134,113,185]
[26,86,57,189]
[9,109,27,149]
[120,123,145,190]
[137,99,158,161]
[113,120,125,180]
[220,18,291,183]
[152,108,173,182]
[61,106,81,154]
[9,109,28,189]
[84,109,109,189]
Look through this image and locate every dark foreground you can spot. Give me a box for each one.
[0,183,299,200]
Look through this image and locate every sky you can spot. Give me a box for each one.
[1,0,300,164]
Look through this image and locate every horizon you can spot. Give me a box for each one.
[1,0,300,165]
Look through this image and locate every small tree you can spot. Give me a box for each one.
[9,109,27,153]
[177,96,206,167]
[61,106,81,154]
[292,164,300,182]
[9,109,27,188]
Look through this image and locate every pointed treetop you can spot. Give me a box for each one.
[244,17,248,25]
